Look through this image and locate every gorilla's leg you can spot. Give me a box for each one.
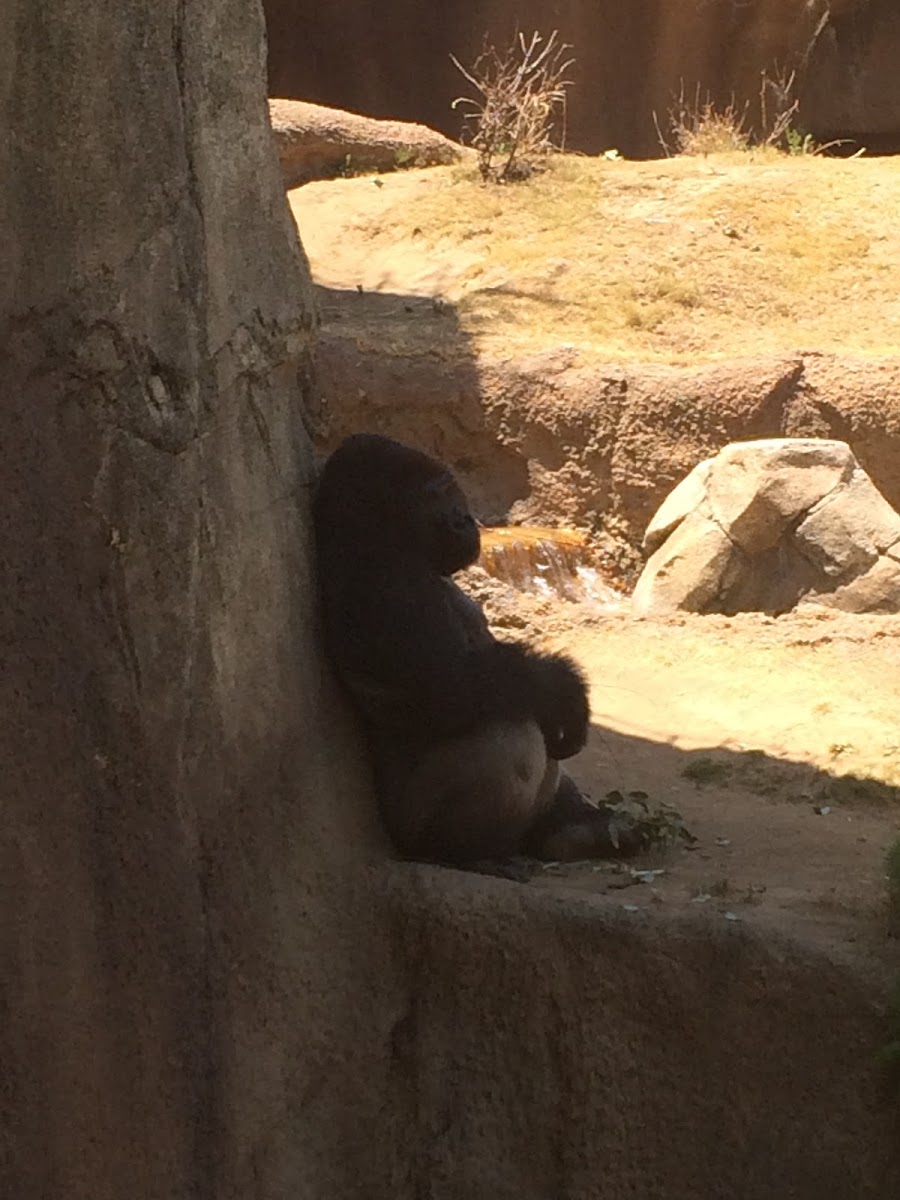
[375,722,644,868]
[376,720,559,864]
[524,771,645,861]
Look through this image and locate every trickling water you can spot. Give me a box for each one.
[478,526,626,607]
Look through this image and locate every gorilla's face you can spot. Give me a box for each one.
[314,433,481,575]
[420,471,481,576]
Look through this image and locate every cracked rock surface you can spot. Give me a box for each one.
[633,438,900,615]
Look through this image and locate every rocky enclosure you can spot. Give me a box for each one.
[315,336,900,576]
[6,3,900,1198]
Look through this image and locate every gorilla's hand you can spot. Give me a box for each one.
[527,653,590,760]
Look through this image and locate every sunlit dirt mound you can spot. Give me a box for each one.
[298,156,900,569]
[292,156,900,364]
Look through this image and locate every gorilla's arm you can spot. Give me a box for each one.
[322,566,589,758]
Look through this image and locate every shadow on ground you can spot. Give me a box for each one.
[535,718,900,965]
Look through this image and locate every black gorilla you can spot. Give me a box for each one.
[313,433,642,866]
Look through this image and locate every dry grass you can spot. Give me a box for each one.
[290,152,900,363]
[661,85,751,156]
[656,69,813,159]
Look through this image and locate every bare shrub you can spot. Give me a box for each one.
[450,30,574,183]
[759,65,855,156]
[657,82,750,156]
[759,64,801,150]
[656,65,854,159]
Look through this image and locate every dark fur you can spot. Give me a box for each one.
[314,433,642,865]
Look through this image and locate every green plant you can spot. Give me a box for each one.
[450,29,574,183]
[602,790,697,849]
[785,128,815,155]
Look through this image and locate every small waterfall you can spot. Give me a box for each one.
[478,526,625,606]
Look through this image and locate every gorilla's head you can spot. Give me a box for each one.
[314,434,480,575]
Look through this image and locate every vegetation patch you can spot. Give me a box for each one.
[451,29,574,183]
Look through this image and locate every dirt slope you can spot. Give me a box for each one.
[291,154,900,362]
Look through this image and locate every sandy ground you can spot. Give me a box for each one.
[522,604,900,974]
[290,154,900,363]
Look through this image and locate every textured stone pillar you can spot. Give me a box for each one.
[0,4,392,1196]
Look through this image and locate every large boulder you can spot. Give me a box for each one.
[633,438,900,615]
[269,98,465,187]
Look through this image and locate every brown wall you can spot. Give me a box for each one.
[263,0,900,156]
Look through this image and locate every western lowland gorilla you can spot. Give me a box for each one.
[313,433,643,868]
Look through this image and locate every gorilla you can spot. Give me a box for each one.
[313,433,642,868]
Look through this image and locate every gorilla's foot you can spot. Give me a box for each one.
[534,803,646,862]
[525,771,649,862]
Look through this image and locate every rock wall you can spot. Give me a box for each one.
[263,0,900,157]
[0,2,393,1194]
[3,4,899,1199]
[315,339,900,571]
